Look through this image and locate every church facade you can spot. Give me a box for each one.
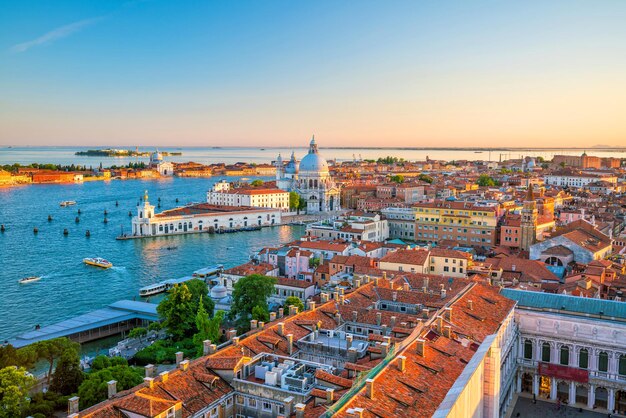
[276,137,340,213]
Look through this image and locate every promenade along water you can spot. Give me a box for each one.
[0,176,304,341]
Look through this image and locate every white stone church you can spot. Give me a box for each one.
[275,137,340,213]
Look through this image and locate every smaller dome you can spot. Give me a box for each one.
[210,284,228,299]
[151,150,163,162]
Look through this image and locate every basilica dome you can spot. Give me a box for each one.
[210,284,228,300]
[299,138,329,174]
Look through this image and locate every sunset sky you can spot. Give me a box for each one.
[1,1,626,147]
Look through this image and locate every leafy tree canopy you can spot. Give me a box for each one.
[77,365,143,409]
[229,274,277,331]
[0,366,36,418]
[284,296,304,313]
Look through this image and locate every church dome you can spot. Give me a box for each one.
[151,150,163,163]
[299,137,329,174]
[210,284,228,299]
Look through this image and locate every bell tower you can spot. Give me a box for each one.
[520,186,538,251]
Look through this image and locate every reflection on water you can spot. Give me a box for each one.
[0,176,304,341]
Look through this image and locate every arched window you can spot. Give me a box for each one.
[579,349,589,369]
[560,346,570,366]
[598,352,609,372]
[524,340,533,359]
[542,342,551,362]
[619,355,626,376]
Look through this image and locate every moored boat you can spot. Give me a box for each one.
[60,201,77,207]
[139,282,169,296]
[83,257,113,269]
[18,276,41,284]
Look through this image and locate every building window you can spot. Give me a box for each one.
[262,401,272,411]
[560,346,569,366]
[598,352,609,372]
[620,355,626,376]
[524,340,533,359]
[579,349,588,369]
[542,342,551,362]
[247,399,257,408]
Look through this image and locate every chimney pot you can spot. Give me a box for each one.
[422,308,429,319]
[270,312,277,321]
[209,344,217,354]
[376,312,382,326]
[397,355,406,372]
[175,351,183,366]
[277,322,285,336]
[228,329,237,340]
[68,396,79,415]
[160,370,169,383]
[233,337,240,346]
[258,321,265,329]
[250,319,258,329]
[144,377,155,388]
[390,316,397,328]
[308,300,316,310]
[352,310,358,322]
[107,380,117,399]
[295,403,306,418]
[416,338,426,357]
[180,359,190,371]
[443,325,452,338]
[287,334,294,355]
[145,363,155,378]
[203,340,211,356]
[436,315,443,333]
[366,379,375,399]
[468,300,474,310]
[326,388,335,403]
[279,307,284,318]
[445,307,452,322]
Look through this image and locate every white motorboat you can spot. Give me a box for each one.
[18,276,41,284]
[83,257,113,269]
[60,201,77,207]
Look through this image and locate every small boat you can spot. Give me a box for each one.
[18,276,41,284]
[83,257,113,269]
[60,201,77,207]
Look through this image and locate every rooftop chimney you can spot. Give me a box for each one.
[382,271,387,280]
[143,377,154,389]
[348,347,358,363]
[397,355,406,372]
[381,342,389,357]
[354,278,361,288]
[416,339,426,357]
[228,329,237,340]
[376,312,382,326]
[277,322,285,336]
[468,300,474,310]
[443,325,452,338]
[175,351,184,367]
[295,403,306,418]
[308,300,316,311]
[436,315,443,333]
[180,359,190,371]
[403,282,409,292]
[333,291,339,301]
[107,380,117,399]
[209,344,217,354]
[321,293,329,302]
[160,370,169,383]
[424,277,429,290]
[258,321,265,329]
[289,305,299,316]
[339,295,345,305]
[145,363,155,378]
[347,407,365,418]
[270,312,277,322]
[232,337,240,346]
[68,396,79,415]
[287,334,294,355]
[444,307,452,322]
[203,340,212,356]
[390,316,397,328]
[278,307,284,318]
[346,334,353,349]
[422,308,430,319]
[366,379,375,399]
[392,291,397,301]
[250,319,258,329]
[352,310,358,322]
[326,388,335,403]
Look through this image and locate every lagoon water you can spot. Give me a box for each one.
[0,176,304,341]
[2,146,626,168]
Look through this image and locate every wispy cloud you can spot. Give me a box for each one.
[11,16,104,53]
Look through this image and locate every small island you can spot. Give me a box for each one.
[75,148,182,157]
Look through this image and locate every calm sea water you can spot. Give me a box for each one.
[0,176,305,341]
[1,146,625,167]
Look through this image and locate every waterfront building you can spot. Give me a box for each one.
[130,192,282,237]
[275,137,341,213]
[544,171,618,188]
[305,212,389,242]
[206,180,290,210]
[149,149,174,176]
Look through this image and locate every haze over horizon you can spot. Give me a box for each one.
[1,1,626,148]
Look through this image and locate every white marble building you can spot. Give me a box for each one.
[502,289,626,414]
[275,137,340,213]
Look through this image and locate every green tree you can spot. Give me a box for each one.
[476,174,497,187]
[77,365,143,409]
[418,173,434,184]
[559,161,566,168]
[147,322,162,332]
[32,338,79,384]
[390,174,404,184]
[250,179,264,187]
[284,296,304,313]
[289,191,300,211]
[186,279,215,315]
[193,300,225,355]
[251,305,269,323]
[0,366,36,418]
[50,350,84,395]
[157,284,196,340]
[229,274,277,330]
[128,327,148,341]
[309,257,321,269]
[0,344,36,369]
